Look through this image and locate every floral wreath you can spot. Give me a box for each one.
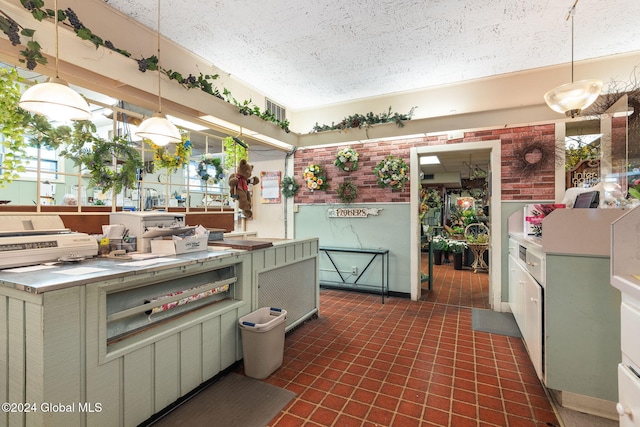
[303,164,329,191]
[149,133,192,173]
[373,155,409,190]
[281,176,299,198]
[334,146,359,172]
[197,153,225,184]
[336,180,358,203]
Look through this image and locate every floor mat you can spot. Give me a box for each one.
[150,372,296,427]
[472,308,522,338]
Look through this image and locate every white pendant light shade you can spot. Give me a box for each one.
[544,79,602,118]
[135,113,181,146]
[19,77,92,121]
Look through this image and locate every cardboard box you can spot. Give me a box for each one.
[150,234,208,255]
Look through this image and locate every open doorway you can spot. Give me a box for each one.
[410,140,502,309]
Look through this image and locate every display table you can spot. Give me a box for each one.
[467,243,489,273]
[319,246,389,303]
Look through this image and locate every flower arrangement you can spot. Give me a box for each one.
[334,147,359,172]
[303,164,328,191]
[281,176,299,198]
[524,204,566,236]
[336,180,358,203]
[447,239,468,253]
[197,153,225,184]
[431,235,449,251]
[373,155,409,190]
[150,134,192,173]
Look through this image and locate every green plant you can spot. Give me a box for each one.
[312,106,416,133]
[336,180,357,203]
[629,177,640,199]
[223,136,248,171]
[447,239,467,253]
[0,68,29,186]
[431,236,449,251]
[466,234,489,244]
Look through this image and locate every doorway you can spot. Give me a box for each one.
[410,140,502,309]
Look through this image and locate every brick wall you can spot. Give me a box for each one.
[293,123,557,203]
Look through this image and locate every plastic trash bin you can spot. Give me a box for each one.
[238,307,288,379]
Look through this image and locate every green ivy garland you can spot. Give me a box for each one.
[281,176,299,198]
[336,180,358,204]
[312,106,416,133]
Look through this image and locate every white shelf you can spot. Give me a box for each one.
[611,206,640,296]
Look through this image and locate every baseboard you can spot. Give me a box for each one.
[552,389,618,421]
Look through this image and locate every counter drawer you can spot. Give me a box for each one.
[618,364,640,427]
[622,300,640,365]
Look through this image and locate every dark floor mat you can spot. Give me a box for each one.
[472,308,522,338]
[149,372,296,427]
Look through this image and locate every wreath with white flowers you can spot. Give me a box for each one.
[336,180,358,203]
[303,164,329,191]
[149,133,192,173]
[197,154,225,184]
[373,155,409,190]
[334,146,359,172]
[281,176,299,198]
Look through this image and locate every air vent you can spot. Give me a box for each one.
[266,98,286,122]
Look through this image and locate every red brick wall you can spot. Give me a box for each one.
[293,123,557,203]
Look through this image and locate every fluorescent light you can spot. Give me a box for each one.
[199,115,242,133]
[420,156,441,165]
[167,115,208,131]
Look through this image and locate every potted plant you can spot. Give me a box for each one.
[447,239,467,270]
[431,235,448,265]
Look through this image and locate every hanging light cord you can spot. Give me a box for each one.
[565,0,579,83]
[156,0,162,114]
[53,0,60,78]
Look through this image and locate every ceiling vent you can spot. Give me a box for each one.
[266,98,286,122]
[421,172,462,188]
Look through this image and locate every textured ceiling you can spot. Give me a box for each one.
[102,0,640,110]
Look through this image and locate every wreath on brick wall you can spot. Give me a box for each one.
[281,176,299,198]
[336,180,358,203]
[514,141,550,176]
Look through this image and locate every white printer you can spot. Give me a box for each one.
[109,211,192,253]
[0,215,98,269]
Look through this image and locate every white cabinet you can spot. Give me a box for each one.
[611,206,640,426]
[508,238,543,381]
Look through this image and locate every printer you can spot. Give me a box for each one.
[109,211,191,253]
[0,215,99,269]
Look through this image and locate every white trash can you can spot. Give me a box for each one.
[238,307,287,379]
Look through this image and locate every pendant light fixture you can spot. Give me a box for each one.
[544,0,602,118]
[18,0,92,121]
[135,0,181,147]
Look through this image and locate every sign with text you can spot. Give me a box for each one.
[327,207,383,218]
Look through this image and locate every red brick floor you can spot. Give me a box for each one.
[259,283,559,426]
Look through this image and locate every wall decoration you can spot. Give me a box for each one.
[260,171,281,204]
[327,207,383,218]
[150,133,192,173]
[513,141,551,176]
[336,180,358,204]
[373,155,409,190]
[197,153,224,184]
[280,176,299,198]
[334,147,359,172]
[303,164,328,191]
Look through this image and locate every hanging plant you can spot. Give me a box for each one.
[222,136,248,171]
[336,180,358,203]
[302,164,328,191]
[373,155,409,190]
[281,176,299,198]
[197,153,224,184]
[149,133,192,173]
[0,68,29,186]
[334,146,359,172]
[58,122,143,194]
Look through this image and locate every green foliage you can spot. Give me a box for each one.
[431,236,449,251]
[0,68,29,186]
[60,122,143,194]
[312,106,416,133]
[223,136,248,171]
